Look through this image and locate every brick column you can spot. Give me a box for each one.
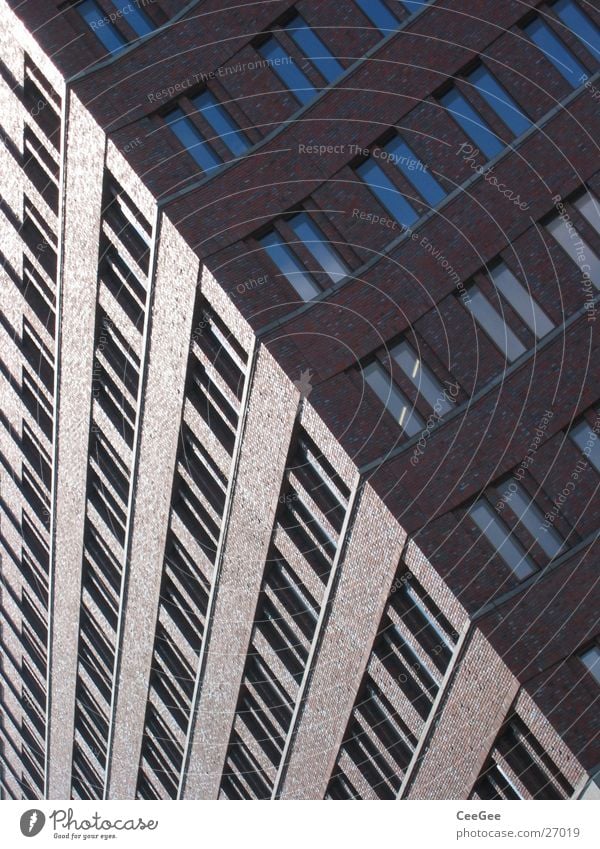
[279,484,406,799]
[46,95,105,800]
[105,218,198,799]
[404,629,518,799]
[181,348,299,799]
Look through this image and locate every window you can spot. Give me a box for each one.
[101,250,146,328]
[259,232,321,300]
[479,761,524,800]
[356,135,445,226]
[574,191,600,235]
[402,0,429,12]
[100,173,151,315]
[465,284,527,361]
[23,125,60,212]
[111,0,154,35]
[473,717,573,799]
[569,419,600,472]
[283,15,344,83]
[545,191,600,288]
[164,91,250,171]
[469,500,537,580]
[524,16,588,88]
[553,0,600,61]
[22,319,54,392]
[363,361,425,437]
[258,14,343,104]
[288,213,349,283]
[259,213,349,300]
[96,309,140,399]
[328,562,457,801]
[385,137,446,206]
[23,199,57,279]
[104,179,152,257]
[23,57,61,148]
[192,91,250,157]
[440,86,503,159]
[77,1,127,53]
[468,65,531,137]
[291,430,349,535]
[77,0,155,53]
[258,39,316,105]
[356,158,419,228]
[363,340,454,435]
[107,183,151,247]
[489,262,554,338]
[391,340,453,414]
[355,0,399,34]
[506,482,564,558]
[463,260,552,360]
[403,581,456,652]
[580,643,600,685]
[164,107,222,172]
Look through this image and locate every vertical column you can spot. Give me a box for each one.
[403,629,518,799]
[181,348,299,799]
[105,218,198,799]
[46,96,105,799]
[278,484,406,799]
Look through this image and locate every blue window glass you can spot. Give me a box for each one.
[468,66,531,137]
[258,39,317,105]
[112,0,154,36]
[363,361,425,437]
[402,1,427,13]
[164,108,222,172]
[259,231,321,300]
[193,91,250,157]
[288,213,349,283]
[553,0,600,60]
[440,87,504,159]
[525,18,588,88]
[385,137,446,206]
[355,0,399,34]
[78,1,126,54]
[284,15,344,83]
[356,158,419,228]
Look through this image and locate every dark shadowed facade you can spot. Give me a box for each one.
[1,0,599,801]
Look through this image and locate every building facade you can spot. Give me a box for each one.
[1,0,599,801]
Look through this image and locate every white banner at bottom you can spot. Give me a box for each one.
[1,799,598,849]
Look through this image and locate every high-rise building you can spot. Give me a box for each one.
[1,0,599,802]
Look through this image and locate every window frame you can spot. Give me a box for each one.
[466,64,532,138]
[257,212,350,301]
[551,0,600,63]
[76,0,127,54]
[283,14,344,84]
[256,11,345,104]
[363,359,425,437]
[569,416,600,473]
[191,90,251,158]
[163,106,223,174]
[469,498,538,580]
[440,84,505,159]
[545,189,600,290]
[579,641,600,686]
[523,13,589,88]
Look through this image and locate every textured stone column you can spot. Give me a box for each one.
[405,630,518,799]
[279,484,406,799]
[47,95,105,799]
[105,217,198,799]
[182,348,299,799]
